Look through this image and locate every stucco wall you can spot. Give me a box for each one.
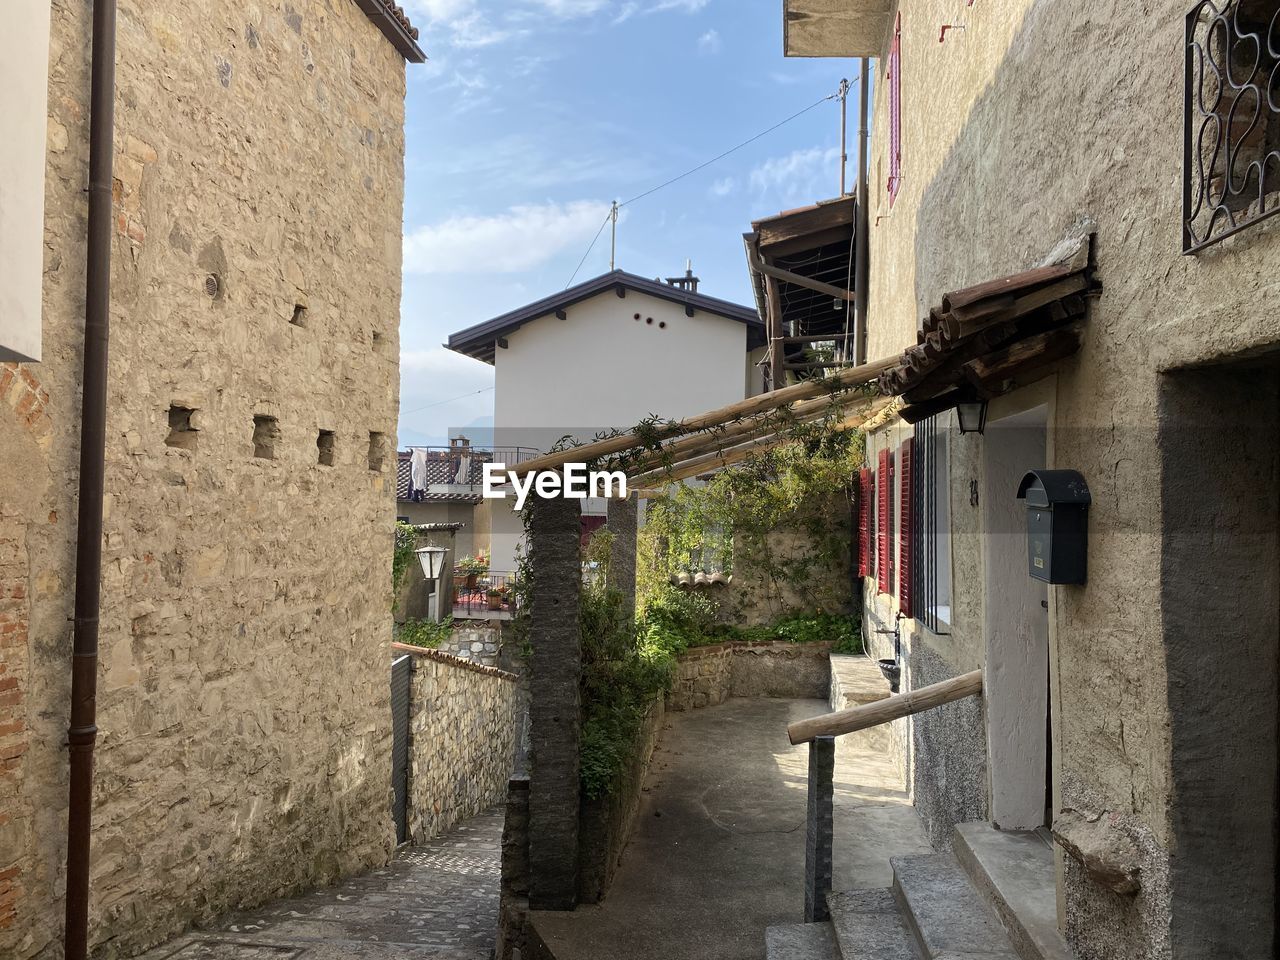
[1,1,407,956]
[397,646,520,845]
[854,0,1280,955]
[0,0,51,363]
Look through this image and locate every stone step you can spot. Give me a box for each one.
[953,822,1072,960]
[827,888,920,960]
[766,922,841,960]
[890,854,1020,959]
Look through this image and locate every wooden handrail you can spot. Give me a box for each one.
[787,669,983,745]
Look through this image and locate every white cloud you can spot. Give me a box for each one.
[710,176,735,197]
[651,0,709,11]
[697,28,721,54]
[525,0,611,14]
[404,201,611,275]
[750,146,842,204]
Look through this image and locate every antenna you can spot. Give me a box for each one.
[609,200,620,270]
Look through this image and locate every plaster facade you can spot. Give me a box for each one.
[480,286,765,571]
[838,0,1279,956]
[1,1,409,955]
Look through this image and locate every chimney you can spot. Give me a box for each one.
[666,259,700,293]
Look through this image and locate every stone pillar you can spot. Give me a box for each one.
[804,736,835,922]
[526,493,582,911]
[606,494,638,619]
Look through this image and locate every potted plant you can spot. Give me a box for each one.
[486,585,508,611]
[456,553,489,589]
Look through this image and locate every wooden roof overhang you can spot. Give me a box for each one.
[745,196,858,376]
[879,242,1101,424]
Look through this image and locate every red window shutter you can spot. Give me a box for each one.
[898,439,914,617]
[887,14,902,206]
[877,449,891,594]
[858,468,871,577]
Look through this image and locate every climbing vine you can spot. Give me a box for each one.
[392,521,418,608]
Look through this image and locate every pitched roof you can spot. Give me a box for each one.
[445,269,765,364]
[396,452,486,503]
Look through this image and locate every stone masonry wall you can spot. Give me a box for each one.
[667,641,833,712]
[397,645,520,844]
[1,2,408,957]
[437,621,503,668]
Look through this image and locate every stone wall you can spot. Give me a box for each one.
[437,621,503,667]
[667,641,833,712]
[396,645,520,844]
[577,696,664,904]
[1,1,409,956]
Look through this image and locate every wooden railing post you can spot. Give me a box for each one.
[804,735,835,922]
[788,669,984,745]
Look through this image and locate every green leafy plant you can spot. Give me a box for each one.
[392,521,418,607]
[397,616,455,650]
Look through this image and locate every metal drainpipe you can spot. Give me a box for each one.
[854,56,870,366]
[65,0,117,956]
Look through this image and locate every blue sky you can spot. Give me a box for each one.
[398,0,863,447]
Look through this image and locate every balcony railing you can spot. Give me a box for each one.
[452,571,518,620]
[1183,0,1280,252]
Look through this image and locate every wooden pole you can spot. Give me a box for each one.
[787,669,983,744]
[623,394,861,477]
[511,354,899,478]
[631,400,887,489]
[766,274,786,391]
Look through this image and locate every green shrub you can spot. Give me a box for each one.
[397,617,454,650]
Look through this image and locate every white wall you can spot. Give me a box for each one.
[0,1,52,363]
[485,288,756,570]
[494,289,752,441]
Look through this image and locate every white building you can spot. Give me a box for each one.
[446,268,766,572]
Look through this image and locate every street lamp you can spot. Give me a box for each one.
[956,398,988,435]
[416,544,449,581]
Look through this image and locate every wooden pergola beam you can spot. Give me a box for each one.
[511,354,898,477]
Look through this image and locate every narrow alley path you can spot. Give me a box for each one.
[138,808,503,960]
[530,698,934,960]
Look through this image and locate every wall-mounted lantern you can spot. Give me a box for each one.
[416,544,449,581]
[1017,470,1091,585]
[956,398,988,435]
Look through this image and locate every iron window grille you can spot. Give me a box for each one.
[1184,0,1280,253]
[912,415,951,635]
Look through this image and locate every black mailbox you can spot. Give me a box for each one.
[1016,470,1091,585]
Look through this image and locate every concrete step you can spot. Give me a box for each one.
[766,922,840,960]
[890,854,1019,959]
[953,822,1072,960]
[827,888,920,960]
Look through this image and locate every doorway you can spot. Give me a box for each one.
[1160,359,1278,959]
[982,405,1052,831]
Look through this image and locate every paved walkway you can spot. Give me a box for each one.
[138,808,504,960]
[530,698,933,960]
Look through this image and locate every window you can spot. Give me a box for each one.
[913,414,952,632]
[886,13,903,207]
[877,448,895,595]
[858,468,872,577]
[1183,0,1280,251]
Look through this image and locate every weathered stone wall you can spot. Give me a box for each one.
[721,497,854,627]
[436,621,503,667]
[1,1,408,956]
[396,645,520,844]
[666,641,832,712]
[577,696,664,904]
[855,0,1280,954]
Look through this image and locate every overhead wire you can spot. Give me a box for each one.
[400,385,495,416]
[564,90,841,288]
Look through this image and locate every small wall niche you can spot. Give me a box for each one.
[317,429,335,466]
[368,431,387,472]
[165,405,199,452]
[253,415,281,460]
[291,304,308,327]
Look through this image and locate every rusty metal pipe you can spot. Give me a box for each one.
[64,0,116,955]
